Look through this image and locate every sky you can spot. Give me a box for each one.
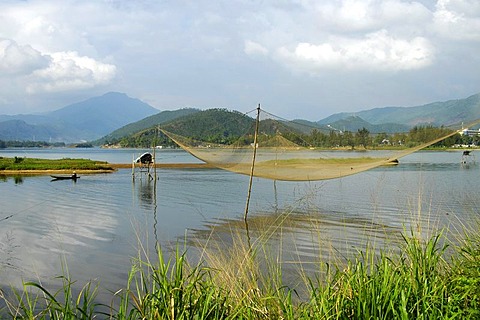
[0,0,479,120]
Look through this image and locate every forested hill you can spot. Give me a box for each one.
[115,109,256,148]
[107,107,468,150]
[95,108,200,145]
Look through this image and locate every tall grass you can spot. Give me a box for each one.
[1,224,480,319]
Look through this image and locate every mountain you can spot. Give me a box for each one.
[0,120,60,141]
[0,92,159,143]
[95,108,200,145]
[161,108,254,138]
[326,116,410,133]
[113,92,480,148]
[318,93,480,128]
[117,108,256,148]
[3,92,479,144]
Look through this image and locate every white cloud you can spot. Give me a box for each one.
[0,0,479,117]
[433,0,480,41]
[314,0,431,33]
[277,30,434,73]
[26,51,117,93]
[244,40,269,56]
[0,38,50,75]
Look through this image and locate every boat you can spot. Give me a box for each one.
[51,173,79,181]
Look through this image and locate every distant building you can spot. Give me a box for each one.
[461,128,480,136]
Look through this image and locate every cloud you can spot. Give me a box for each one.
[0,0,479,118]
[26,51,117,93]
[0,38,50,75]
[244,40,268,56]
[433,0,480,41]
[277,30,434,73]
[309,0,432,33]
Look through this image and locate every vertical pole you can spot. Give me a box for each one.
[152,132,156,181]
[244,104,261,221]
[132,154,135,182]
[155,126,159,181]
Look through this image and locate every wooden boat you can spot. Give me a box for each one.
[51,174,79,181]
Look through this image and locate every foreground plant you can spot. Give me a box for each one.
[1,275,106,319]
[1,227,480,319]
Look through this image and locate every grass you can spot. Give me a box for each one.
[1,223,480,319]
[0,157,114,171]
[260,156,388,166]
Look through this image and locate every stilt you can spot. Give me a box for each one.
[244,104,261,221]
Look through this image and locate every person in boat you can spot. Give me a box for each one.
[71,171,77,179]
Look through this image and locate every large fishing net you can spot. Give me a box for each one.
[160,107,479,181]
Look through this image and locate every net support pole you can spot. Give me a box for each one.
[244,104,261,221]
[132,154,135,182]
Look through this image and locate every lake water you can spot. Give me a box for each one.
[1,148,479,304]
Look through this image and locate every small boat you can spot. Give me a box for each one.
[51,173,79,181]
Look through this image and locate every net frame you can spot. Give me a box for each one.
[160,108,480,181]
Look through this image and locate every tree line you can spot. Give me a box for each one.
[0,140,66,148]
[114,125,479,149]
[281,125,473,149]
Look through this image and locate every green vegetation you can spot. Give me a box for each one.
[283,125,462,149]
[107,108,473,150]
[117,108,254,148]
[95,108,200,146]
[261,157,386,166]
[0,157,113,171]
[2,226,479,319]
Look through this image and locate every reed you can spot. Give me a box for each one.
[1,222,480,319]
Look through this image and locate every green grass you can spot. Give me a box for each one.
[260,156,388,166]
[2,226,480,319]
[0,157,113,171]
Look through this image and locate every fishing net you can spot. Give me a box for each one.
[160,107,479,181]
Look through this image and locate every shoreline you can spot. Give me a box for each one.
[0,169,116,176]
[0,163,216,176]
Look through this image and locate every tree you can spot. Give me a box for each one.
[356,127,370,148]
[342,131,355,149]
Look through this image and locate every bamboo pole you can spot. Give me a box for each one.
[244,104,261,221]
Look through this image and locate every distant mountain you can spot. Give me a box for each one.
[327,116,410,133]
[318,93,480,128]
[3,92,479,144]
[95,108,200,145]
[114,93,480,148]
[0,92,159,143]
[0,120,60,141]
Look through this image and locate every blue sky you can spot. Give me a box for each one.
[1,0,479,119]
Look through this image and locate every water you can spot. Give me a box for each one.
[1,148,479,302]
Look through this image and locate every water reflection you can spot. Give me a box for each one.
[133,174,160,245]
[187,207,404,279]
[136,179,155,208]
[0,175,24,184]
